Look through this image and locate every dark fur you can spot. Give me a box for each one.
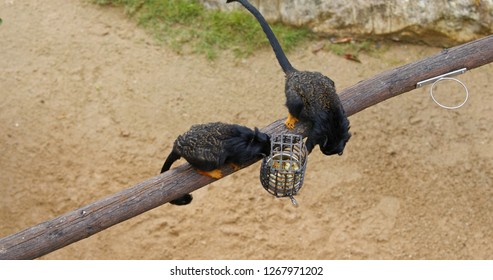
[227,0,351,155]
[161,122,270,205]
[306,102,351,156]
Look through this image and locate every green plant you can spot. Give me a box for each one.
[328,40,369,55]
[92,0,311,59]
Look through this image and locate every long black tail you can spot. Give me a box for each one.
[160,150,193,206]
[160,149,181,173]
[227,0,295,74]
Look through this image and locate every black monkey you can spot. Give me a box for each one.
[227,0,351,156]
[161,122,271,205]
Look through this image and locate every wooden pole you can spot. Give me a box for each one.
[340,35,493,116]
[0,35,492,260]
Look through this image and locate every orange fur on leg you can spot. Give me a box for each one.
[229,163,241,171]
[197,169,223,179]
[285,113,299,129]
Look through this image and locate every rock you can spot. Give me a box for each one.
[201,0,493,46]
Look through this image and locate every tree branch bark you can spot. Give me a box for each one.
[0,35,492,260]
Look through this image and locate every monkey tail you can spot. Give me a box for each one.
[160,149,181,173]
[160,150,193,206]
[228,0,296,74]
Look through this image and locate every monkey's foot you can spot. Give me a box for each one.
[170,194,193,206]
[285,113,298,129]
[229,163,241,171]
[197,169,223,179]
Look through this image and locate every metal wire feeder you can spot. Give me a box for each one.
[259,134,308,206]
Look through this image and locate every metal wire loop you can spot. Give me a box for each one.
[430,77,469,110]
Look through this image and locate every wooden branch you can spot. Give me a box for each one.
[340,35,493,116]
[0,35,492,260]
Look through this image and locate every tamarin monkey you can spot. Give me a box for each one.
[161,122,270,205]
[227,0,351,156]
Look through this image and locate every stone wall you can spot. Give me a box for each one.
[200,0,493,46]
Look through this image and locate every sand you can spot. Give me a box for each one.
[1,0,492,259]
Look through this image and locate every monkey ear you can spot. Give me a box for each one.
[253,127,265,141]
[253,127,270,144]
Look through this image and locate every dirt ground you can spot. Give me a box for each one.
[1,0,492,260]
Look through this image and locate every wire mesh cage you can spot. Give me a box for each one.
[260,134,308,205]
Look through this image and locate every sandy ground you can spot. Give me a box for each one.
[1,0,492,260]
